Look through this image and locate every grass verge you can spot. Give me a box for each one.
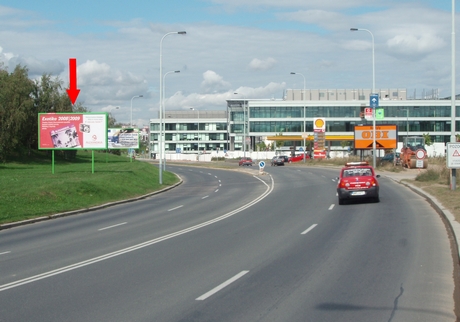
[0,151,178,225]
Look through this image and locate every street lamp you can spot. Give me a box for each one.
[190,107,200,154]
[159,30,186,184]
[130,95,143,127]
[290,72,307,162]
[162,70,180,170]
[351,27,377,168]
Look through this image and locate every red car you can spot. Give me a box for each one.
[287,154,310,163]
[336,161,380,205]
[238,157,253,166]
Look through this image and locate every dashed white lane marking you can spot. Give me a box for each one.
[215,189,219,192]
[168,205,184,211]
[0,251,11,256]
[329,204,335,210]
[98,222,127,231]
[196,271,250,300]
[202,196,209,199]
[301,224,318,235]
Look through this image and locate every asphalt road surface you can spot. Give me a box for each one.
[0,164,456,321]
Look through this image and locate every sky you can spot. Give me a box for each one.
[0,0,458,127]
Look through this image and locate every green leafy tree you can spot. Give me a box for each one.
[422,133,432,146]
[0,65,35,161]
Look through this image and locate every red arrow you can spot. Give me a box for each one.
[66,58,80,104]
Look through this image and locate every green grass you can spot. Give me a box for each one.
[0,151,178,225]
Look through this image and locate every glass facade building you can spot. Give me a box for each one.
[149,90,459,154]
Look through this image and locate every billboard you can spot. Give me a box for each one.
[354,124,398,149]
[108,128,140,149]
[38,113,108,149]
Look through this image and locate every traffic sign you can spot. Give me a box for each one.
[259,161,265,169]
[370,94,379,108]
[415,149,426,160]
[364,107,373,120]
[446,143,460,168]
[375,108,384,120]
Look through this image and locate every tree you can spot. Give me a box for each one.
[0,65,35,162]
[422,133,432,146]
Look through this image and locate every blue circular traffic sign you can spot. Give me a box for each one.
[259,161,265,168]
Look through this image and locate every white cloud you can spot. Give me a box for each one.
[200,70,232,93]
[386,34,445,59]
[248,57,277,71]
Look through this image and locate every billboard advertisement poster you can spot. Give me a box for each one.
[108,128,140,149]
[38,113,108,149]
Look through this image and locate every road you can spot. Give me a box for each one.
[0,164,456,321]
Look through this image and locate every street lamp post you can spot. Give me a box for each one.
[351,27,377,168]
[162,70,180,171]
[159,31,186,184]
[130,95,143,127]
[290,72,307,162]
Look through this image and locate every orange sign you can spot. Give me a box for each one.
[354,125,397,149]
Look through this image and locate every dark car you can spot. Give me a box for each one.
[238,157,253,166]
[279,155,289,163]
[380,152,401,165]
[337,161,380,205]
[271,156,285,166]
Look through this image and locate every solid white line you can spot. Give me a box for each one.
[98,222,127,231]
[301,224,318,235]
[168,205,184,211]
[196,271,249,300]
[0,175,274,293]
[202,196,209,199]
[0,251,11,256]
[328,204,335,210]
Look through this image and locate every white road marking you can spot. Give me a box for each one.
[196,271,249,300]
[215,176,218,178]
[0,251,11,256]
[329,204,335,210]
[168,205,184,211]
[215,189,219,192]
[301,224,318,235]
[98,222,127,231]
[218,180,221,183]
[0,175,274,293]
[202,196,209,199]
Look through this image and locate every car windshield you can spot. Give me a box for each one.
[343,168,373,177]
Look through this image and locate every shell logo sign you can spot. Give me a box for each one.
[354,125,397,149]
[314,118,325,132]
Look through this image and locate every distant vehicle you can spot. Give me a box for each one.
[336,161,380,205]
[271,156,285,166]
[380,152,401,165]
[400,136,428,169]
[279,155,289,163]
[288,154,310,163]
[238,157,253,166]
